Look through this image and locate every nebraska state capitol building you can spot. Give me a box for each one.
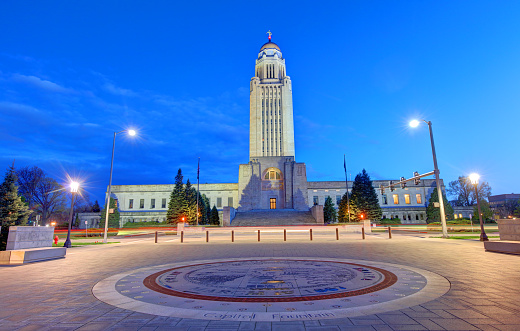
[104,35,444,227]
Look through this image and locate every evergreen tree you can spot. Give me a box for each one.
[203,195,211,225]
[92,200,101,212]
[74,213,80,227]
[210,205,220,225]
[337,191,350,222]
[197,194,210,225]
[184,179,198,224]
[426,188,454,223]
[324,196,337,223]
[0,165,31,250]
[348,169,382,222]
[99,198,120,228]
[166,169,187,224]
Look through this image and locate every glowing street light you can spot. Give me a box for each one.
[410,119,448,238]
[103,129,137,243]
[409,119,420,128]
[64,181,79,248]
[469,173,489,241]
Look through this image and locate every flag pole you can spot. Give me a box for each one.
[196,157,200,226]
[344,155,350,222]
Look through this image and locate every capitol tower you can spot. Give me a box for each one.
[238,32,309,211]
[249,31,295,158]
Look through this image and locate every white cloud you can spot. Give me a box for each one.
[11,74,74,93]
[103,83,137,97]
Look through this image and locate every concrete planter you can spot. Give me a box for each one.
[497,219,520,241]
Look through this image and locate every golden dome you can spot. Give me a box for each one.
[260,42,280,51]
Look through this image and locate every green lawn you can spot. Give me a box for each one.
[53,242,120,247]
[430,236,500,240]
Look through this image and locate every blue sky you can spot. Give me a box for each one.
[1,1,519,203]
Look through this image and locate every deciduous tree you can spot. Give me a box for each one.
[473,200,493,222]
[16,166,66,224]
[447,176,491,206]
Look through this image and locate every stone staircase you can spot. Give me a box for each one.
[230,209,317,226]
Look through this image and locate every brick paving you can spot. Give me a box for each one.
[0,233,519,330]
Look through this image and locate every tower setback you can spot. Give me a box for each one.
[249,40,295,158]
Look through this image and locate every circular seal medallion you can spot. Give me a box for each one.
[93,257,450,321]
[144,259,397,302]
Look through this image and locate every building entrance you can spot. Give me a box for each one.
[270,198,276,209]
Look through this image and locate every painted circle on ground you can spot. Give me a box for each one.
[93,257,450,321]
[143,259,397,302]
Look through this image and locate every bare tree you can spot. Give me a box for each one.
[17,166,67,224]
[33,177,67,224]
[447,176,492,206]
[16,166,45,214]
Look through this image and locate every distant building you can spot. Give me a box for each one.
[489,193,520,218]
[107,34,449,226]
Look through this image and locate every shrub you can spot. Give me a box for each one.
[379,218,401,225]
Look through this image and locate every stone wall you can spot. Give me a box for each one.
[497,219,520,241]
[6,226,55,250]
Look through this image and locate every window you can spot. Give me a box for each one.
[382,194,388,205]
[140,199,144,209]
[405,194,411,204]
[270,198,276,209]
[416,194,422,204]
[150,199,155,209]
[228,197,233,207]
[393,194,399,204]
[416,215,419,220]
[313,196,319,205]
[162,198,166,208]
[217,197,222,208]
[129,199,133,209]
[336,195,341,206]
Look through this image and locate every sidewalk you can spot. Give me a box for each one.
[0,233,518,330]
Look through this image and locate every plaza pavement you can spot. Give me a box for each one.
[0,231,519,331]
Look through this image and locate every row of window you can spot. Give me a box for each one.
[382,194,422,205]
[127,197,234,209]
[312,194,423,206]
[128,198,167,209]
[383,214,425,221]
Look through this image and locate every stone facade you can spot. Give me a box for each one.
[106,36,450,227]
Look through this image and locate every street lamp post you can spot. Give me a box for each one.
[410,120,448,238]
[469,173,489,241]
[64,181,79,248]
[103,129,136,244]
